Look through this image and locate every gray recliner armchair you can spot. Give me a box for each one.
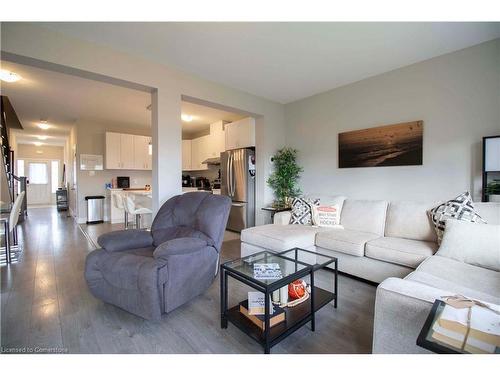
[84,192,231,320]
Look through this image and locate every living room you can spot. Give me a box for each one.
[1,2,499,374]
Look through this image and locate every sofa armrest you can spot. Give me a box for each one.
[97,229,153,252]
[274,211,291,225]
[153,237,211,260]
[373,277,452,354]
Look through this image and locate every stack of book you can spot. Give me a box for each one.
[431,303,500,353]
[253,263,282,280]
[239,291,285,330]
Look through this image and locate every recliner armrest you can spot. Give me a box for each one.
[97,229,153,252]
[153,237,211,260]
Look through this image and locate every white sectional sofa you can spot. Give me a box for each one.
[242,198,445,283]
[241,198,500,353]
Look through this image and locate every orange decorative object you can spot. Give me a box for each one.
[288,279,307,300]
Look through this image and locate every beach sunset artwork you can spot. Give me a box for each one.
[338,121,423,168]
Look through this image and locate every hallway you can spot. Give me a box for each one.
[1,207,376,354]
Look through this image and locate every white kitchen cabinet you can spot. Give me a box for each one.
[191,135,209,171]
[182,139,192,171]
[208,120,226,158]
[225,117,255,150]
[120,134,135,169]
[105,132,122,169]
[134,135,152,170]
[106,132,151,170]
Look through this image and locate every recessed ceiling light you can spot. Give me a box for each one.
[0,69,22,83]
[181,114,193,122]
[34,142,43,147]
[38,122,50,130]
[36,150,43,154]
[37,135,48,140]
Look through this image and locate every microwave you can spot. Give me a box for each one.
[117,176,130,189]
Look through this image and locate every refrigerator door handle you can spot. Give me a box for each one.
[230,154,236,197]
[226,153,232,197]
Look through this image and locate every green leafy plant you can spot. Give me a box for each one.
[485,180,500,195]
[267,147,303,207]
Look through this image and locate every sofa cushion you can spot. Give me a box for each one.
[406,255,500,304]
[385,201,438,242]
[365,237,438,268]
[437,220,500,272]
[340,200,388,235]
[241,224,326,252]
[475,202,500,225]
[315,229,380,257]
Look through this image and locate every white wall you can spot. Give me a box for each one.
[75,121,152,222]
[17,144,64,160]
[1,23,286,225]
[285,39,500,203]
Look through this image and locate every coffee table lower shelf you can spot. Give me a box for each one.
[225,286,334,349]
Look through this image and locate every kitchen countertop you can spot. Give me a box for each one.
[182,187,221,195]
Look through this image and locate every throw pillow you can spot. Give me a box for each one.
[312,204,341,228]
[437,220,500,272]
[289,198,320,225]
[428,192,487,243]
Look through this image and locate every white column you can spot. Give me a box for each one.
[151,89,182,214]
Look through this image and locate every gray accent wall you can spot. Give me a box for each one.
[285,39,500,203]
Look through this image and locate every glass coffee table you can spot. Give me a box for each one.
[417,300,500,354]
[220,248,338,354]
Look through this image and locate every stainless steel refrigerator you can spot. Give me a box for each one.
[221,148,255,232]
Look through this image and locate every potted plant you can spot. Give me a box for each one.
[267,147,303,208]
[485,179,500,202]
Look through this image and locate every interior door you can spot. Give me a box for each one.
[26,160,51,205]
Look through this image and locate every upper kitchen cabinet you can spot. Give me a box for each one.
[105,132,122,169]
[191,135,209,171]
[208,120,227,158]
[225,117,255,150]
[182,139,192,170]
[134,135,152,170]
[106,132,151,170]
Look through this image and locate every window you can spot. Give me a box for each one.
[51,160,59,193]
[28,162,48,184]
[17,159,25,177]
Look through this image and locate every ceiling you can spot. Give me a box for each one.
[1,60,151,146]
[40,22,500,104]
[181,101,244,137]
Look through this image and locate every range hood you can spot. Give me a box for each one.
[202,157,221,165]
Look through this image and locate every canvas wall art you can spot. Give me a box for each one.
[338,121,423,168]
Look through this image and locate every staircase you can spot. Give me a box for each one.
[1,95,27,219]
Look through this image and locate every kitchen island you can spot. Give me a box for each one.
[107,188,152,224]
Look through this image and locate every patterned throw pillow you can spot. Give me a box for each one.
[428,192,487,243]
[312,205,341,228]
[289,198,320,225]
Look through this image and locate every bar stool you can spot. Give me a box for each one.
[112,192,129,229]
[1,191,25,263]
[123,194,152,230]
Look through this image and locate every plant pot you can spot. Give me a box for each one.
[488,194,500,203]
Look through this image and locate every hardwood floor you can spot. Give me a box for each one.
[1,207,376,354]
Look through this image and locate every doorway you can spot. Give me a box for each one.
[18,159,60,206]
